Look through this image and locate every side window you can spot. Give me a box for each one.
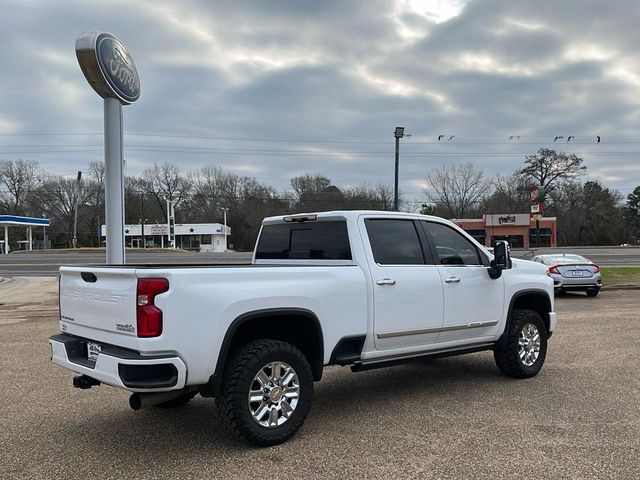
[423,222,482,266]
[366,219,425,265]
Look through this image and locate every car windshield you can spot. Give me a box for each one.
[547,254,589,264]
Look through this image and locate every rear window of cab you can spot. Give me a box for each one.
[255,221,352,260]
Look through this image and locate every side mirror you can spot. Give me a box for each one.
[488,240,511,279]
[493,240,511,269]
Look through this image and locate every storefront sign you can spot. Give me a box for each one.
[485,213,530,226]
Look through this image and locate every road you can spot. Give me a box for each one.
[0,279,638,479]
[0,251,253,276]
[512,246,640,266]
[0,246,639,276]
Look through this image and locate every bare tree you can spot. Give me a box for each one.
[143,162,192,216]
[0,159,40,215]
[343,183,394,210]
[290,173,331,210]
[424,162,489,218]
[483,174,530,213]
[33,175,98,247]
[187,165,238,222]
[517,148,586,194]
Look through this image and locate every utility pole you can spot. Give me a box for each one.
[393,127,410,211]
[72,171,82,248]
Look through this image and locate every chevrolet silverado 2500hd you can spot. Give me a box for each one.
[50,211,557,446]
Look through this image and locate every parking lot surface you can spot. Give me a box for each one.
[0,278,638,479]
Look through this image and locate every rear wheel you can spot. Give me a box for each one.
[494,309,548,378]
[216,339,313,446]
[586,288,600,297]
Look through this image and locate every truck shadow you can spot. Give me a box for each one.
[64,353,510,453]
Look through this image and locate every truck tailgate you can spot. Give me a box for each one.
[59,266,139,350]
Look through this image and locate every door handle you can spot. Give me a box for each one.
[444,276,460,284]
[376,278,396,286]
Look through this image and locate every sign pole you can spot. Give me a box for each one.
[76,30,140,265]
[104,97,126,264]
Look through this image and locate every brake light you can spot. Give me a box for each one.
[547,264,561,275]
[136,278,169,337]
[593,264,600,273]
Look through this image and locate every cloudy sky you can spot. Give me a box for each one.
[1,0,640,203]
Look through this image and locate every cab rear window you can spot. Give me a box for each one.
[256,221,352,260]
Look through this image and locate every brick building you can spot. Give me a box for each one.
[452,213,557,249]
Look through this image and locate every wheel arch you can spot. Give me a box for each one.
[201,308,324,397]
[498,289,552,348]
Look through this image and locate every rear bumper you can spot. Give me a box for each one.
[49,334,187,393]
[552,273,601,290]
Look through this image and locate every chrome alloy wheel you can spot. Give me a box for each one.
[518,323,541,367]
[248,361,300,428]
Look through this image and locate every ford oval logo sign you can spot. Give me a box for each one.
[96,34,140,103]
[76,31,140,105]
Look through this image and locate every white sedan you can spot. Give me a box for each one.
[531,254,602,297]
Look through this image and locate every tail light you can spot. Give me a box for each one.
[547,264,561,275]
[593,264,600,273]
[136,278,169,337]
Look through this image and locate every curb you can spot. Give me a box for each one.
[601,285,640,291]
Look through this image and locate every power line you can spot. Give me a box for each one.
[5,143,640,157]
[3,131,640,145]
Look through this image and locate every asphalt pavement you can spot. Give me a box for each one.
[0,246,638,276]
[0,280,638,479]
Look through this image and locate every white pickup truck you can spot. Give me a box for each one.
[50,211,556,446]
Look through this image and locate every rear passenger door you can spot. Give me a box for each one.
[363,218,444,351]
[420,221,504,343]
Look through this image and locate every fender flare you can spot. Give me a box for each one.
[201,308,324,397]
[497,289,552,349]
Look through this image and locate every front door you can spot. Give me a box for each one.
[362,218,444,351]
[421,221,504,343]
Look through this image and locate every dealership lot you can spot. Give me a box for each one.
[0,278,638,479]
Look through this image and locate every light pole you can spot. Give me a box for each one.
[72,171,82,248]
[140,192,145,248]
[220,207,229,252]
[166,198,177,249]
[393,127,410,211]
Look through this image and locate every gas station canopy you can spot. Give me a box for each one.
[0,215,50,254]
[0,215,50,227]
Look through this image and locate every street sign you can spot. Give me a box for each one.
[531,214,542,221]
[530,204,540,214]
[530,185,545,203]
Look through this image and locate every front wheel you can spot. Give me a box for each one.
[216,340,314,446]
[494,309,548,378]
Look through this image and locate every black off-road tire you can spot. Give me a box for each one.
[216,340,314,446]
[586,288,600,297]
[155,391,197,409]
[494,309,548,379]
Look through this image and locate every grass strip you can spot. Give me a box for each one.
[601,266,640,286]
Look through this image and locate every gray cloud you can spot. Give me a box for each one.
[1,0,639,201]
